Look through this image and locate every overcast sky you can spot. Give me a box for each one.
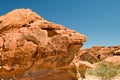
[0,0,120,48]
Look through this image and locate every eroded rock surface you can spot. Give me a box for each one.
[74,45,120,64]
[104,56,120,65]
[0,9,87,79]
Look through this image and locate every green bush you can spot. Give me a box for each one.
[87,61,120,80]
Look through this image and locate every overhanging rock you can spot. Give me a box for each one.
[0,9,87,78]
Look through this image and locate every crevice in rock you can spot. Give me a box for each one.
[0,55,2,67]
[97,54,101,59]
[42,28,57,37]
[0,20,2,24]
[113,54,120,56]
[32,46,39,59]
[0,37,5,67]
[1,37,5,51]
[22,24,27,27]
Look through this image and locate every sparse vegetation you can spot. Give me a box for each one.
[87,61,120,80]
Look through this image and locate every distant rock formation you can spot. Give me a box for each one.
[0,9,87,79]
[74,45,120,64]
[104,56,120,65]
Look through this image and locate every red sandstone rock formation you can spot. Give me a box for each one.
[74,45,120,64]
[0,9,87,79]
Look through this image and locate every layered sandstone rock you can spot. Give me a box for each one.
[0,9,87,79]
[74,45,120,64]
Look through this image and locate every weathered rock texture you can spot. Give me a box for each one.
[74,45,120,64]
[0,9,87,79]
[104,56,120,65]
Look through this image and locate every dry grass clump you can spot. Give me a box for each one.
[87,61,120,80]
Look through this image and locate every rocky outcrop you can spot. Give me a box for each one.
[0,9,87,79]
[70,60,94,80]
[104,56,120,65]
[74,45,120,64]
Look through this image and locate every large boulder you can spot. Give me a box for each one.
[0,9,87,79]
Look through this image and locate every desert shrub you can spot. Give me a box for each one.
[87,61,120,80]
